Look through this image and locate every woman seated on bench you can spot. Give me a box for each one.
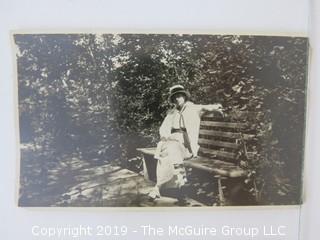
[148,85,224,203]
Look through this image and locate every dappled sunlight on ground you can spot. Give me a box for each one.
[19,145,203,207]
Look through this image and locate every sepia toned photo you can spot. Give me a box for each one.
[14,33,308,207]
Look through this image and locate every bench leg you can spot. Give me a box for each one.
[217,178,226,206]
[141,155,150,181]
[214,176,226,206]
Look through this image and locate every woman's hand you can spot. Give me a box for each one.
[213,103,223,109]
[160,136,168,142]
[215,104,224,117]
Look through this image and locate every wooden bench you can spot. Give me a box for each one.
[137,112,254,205]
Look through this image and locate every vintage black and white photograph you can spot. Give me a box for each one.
[14,33,308,207]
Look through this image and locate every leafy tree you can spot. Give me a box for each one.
[15,34,308,205]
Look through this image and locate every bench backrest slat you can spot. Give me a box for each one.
[200,121,247,129]
[199,129,242,139]
[200,147,237,159]
[199,129,254,140]
[198,138,240,149]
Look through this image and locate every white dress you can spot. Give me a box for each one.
[154,102,199,187]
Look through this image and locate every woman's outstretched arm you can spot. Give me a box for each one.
[198,103,224,116]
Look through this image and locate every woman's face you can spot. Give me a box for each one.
[174,93,186,107]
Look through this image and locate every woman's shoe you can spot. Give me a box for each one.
[148,187,160,201]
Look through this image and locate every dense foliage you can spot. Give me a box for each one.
[15,34,308,205]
